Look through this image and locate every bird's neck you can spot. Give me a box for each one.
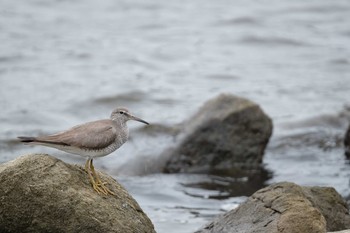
[112,119,129,143]
[112,118,127,128]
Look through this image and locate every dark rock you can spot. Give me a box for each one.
[0,154,155,233]
[345,125,350,157]
[196,182,350,233]
[163,93,273,176]
[329,230,350,233]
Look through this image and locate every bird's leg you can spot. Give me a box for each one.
[85,159,107,195]
[84,159,90,173]
[89,159,115,195]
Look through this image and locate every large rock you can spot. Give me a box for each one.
[0,154,155,233]
[196,182,350,233]
[163,94,273,176]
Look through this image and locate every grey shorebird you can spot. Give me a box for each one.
[18,107,149,195]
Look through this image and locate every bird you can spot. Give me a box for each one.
[18,107,149,195]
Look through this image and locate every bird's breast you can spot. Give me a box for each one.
[114,125,129,147]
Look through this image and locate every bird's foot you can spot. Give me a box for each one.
[96,180,115,195]
[88,174,115,195]
[85,158,115,196]
[91,180,106,195]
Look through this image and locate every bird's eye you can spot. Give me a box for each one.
[119,111,124,114]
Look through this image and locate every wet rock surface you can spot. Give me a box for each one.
[196,182,350,233]
[163,93,273,177]
[0,154,155,233]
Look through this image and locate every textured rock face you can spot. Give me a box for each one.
[0,154,155,233]
[196,182,350,233]
[164,94,273,176]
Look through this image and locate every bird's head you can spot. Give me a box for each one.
[110,107,149,125]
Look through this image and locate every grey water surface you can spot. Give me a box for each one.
[1,0,350,232]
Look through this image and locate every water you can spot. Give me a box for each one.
[1,0,350,232]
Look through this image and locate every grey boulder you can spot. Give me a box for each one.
[163,93,273,177]
[196,182,350,233]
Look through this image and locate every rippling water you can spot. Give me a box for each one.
[1,0,350,232]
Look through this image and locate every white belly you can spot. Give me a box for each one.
[38,141,121,158]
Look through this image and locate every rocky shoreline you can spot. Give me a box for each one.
[1,94,349,232]
[1,154,349,232]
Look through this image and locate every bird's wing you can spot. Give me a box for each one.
[36,120,117,150]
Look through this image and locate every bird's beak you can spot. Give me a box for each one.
[130,115,149,125]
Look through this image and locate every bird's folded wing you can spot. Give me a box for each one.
[36,120,117,150]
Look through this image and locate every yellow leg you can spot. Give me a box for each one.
[85,159,90,172]
[85,159,107,195]
[90,159,115,195]
[85,159,114,195]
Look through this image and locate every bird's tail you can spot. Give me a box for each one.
[18,136,69,146]
[18,136,37,143]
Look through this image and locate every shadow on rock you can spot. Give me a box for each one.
[345,124,350,158]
